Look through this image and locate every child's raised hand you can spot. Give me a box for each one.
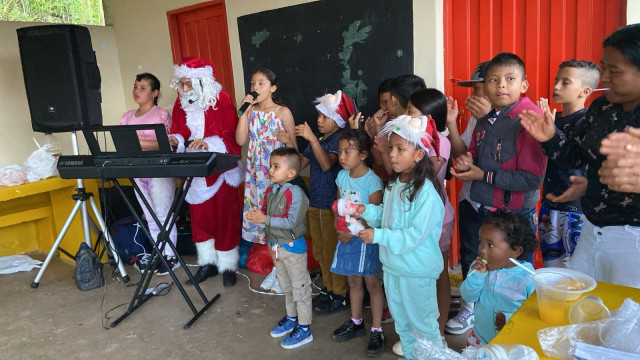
[466,95,492,120]
[241,93,258,108]
[495,312,506,331]
[451,161,484,182]
[364,116,377,138]
[277,127,291,146]
[358,228,374,244]
[537,97,557,128]
[294,122,315,142]
[446,96,459,130]
[471,256,488,273]
[371,109,389,133]
[348,112,363,129]
[373,135,388,153]
[453,152,473,172]
[520,109,556,142]
[244,206,266,224]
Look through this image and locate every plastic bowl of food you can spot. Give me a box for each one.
[535,267,596,301]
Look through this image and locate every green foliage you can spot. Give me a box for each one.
[0,0,105,26]
[251,28,270,48]
[339,20,371,106]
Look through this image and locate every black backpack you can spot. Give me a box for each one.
[73,242,105,291]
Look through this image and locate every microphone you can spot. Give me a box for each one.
[237,91,258,116]
[188,99,194,104]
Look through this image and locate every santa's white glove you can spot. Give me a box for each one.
[345,215,365,236]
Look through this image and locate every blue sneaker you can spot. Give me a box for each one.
[280,326,313,349]
[270,316,297,338]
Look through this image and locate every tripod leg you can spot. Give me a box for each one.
[31,200,83,288]
[87,196,130,283]
[80,196,92,247]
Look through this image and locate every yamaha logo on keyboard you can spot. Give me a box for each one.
[61,160,85,166]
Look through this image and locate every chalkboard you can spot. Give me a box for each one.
[237,0,413,146]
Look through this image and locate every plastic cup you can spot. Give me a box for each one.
[569,295,610,324]
[532,272,570,323]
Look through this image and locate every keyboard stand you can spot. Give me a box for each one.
[109,177,220,329]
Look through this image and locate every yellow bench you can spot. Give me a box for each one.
[0,177,100,261]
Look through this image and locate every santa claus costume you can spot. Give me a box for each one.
[168,57,243,286]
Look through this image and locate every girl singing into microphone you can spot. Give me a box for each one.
[235,69,297,244]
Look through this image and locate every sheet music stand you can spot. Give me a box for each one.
[81,125,236,329]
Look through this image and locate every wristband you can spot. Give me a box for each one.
[483,171,495,185]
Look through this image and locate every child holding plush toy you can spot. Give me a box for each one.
[329,129,385,357]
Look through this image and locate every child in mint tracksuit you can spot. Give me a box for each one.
[355,115,445,358]
[460,210,537,345]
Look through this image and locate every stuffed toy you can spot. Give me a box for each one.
[331,198,365,236]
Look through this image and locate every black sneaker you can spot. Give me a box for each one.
[157,255,180,276]
[312,290,331,308]
[314,293,348,315]
[366,330,385,357]
[332,319,366,342]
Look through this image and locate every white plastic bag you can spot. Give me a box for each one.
[0,255,43,274]
[599,298,640,354]
[411,332,466,360]
[23,144,58,182]
[0,164,29,186]
[260,267,282,293]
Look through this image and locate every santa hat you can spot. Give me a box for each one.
[314,90,355,128]
[174,57,216,79]
[379,115,440,157]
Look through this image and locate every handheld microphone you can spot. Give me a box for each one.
[237,91,259,116]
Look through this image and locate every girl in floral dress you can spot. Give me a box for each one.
[236,69,297,243]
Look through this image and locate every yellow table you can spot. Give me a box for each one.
[491,281,640,359]
[0,177,100,261]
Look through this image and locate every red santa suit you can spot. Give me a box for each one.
[169,58,242,275]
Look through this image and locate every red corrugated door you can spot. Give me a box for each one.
[443,0,627,268]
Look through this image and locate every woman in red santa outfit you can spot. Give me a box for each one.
[168,57,242,286]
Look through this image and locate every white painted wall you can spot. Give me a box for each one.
[629,0,640,25]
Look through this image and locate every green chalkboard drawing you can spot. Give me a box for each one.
[396,49,404,57]
[339,20,371,106]
[250,57,255,62]
[251,29,270,48]
[294,34,303,43]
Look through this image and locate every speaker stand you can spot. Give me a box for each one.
[31,131,129,288]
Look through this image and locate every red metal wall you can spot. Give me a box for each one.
[443,0,627,267]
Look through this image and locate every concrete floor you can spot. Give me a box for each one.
[0,252,470,360]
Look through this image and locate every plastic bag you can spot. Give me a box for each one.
[246,242,274,274]
[538,298,640,359]
[411,332,466,360]
[0,255,42,274]
[260,267,282,293]
[23,145,58,182]
[0,164,29,186]
[599,298,640,354]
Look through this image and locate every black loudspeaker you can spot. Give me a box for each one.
[17,25,102,133]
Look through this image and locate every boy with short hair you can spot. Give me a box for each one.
[451,52,547,258]
[538,59,600,267]
[245,147,312,349]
